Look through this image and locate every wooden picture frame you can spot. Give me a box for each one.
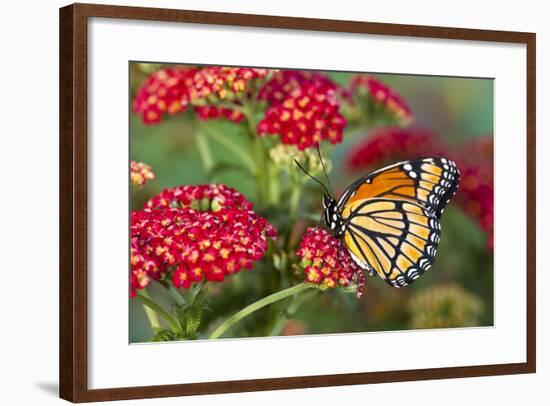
[59,3,536,402]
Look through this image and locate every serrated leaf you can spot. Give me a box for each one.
[171,302,203,339]
[184,305,202,338]
[149,327,176,342]
[172,304,187,327]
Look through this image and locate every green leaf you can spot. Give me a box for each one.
[185,305,202,338]
[149,327,176,342]
[172,302,203,340]
[172,304,187,329]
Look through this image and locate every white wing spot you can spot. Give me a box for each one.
[349,250,371,271]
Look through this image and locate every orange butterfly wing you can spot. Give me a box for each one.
[339,157,460,218]
[341,198,441,287]
[336,157,460,287]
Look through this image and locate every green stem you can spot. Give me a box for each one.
[136,290,181,334]
[289,181,302,224]
[202,126,256,174]
[139,289,160,329]
[209,282,311,339]
[242,102,270,205]
[192,282,210,306]
[160,281,187,307]
[267,313,286,337]
[267,161,280,205]
[195,132,215,173]
[268,289,318,336]
[285,177,303,250]
[253,136,269,204]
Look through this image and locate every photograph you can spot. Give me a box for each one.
[129,64,494,343]
[1,0,542,403]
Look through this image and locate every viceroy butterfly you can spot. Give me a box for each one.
[297,153,460,288]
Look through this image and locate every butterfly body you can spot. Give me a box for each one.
[323,194,346,238]
[323,157,460,288]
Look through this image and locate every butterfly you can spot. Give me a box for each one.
[298,155,460,288]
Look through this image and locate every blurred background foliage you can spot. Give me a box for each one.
[130,63,493,342]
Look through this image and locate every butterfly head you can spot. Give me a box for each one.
[322,194,345,238]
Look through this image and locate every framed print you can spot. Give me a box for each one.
[59,3,536,402]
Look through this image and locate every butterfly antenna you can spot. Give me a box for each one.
[316,143,331,192]
[316,212,325,229]
[294,159,330,195]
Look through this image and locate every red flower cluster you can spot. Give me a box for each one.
[192,66,269,100]
[130,160,155,187]
[133,68,195,124]
[350,75,413,125]
[145,184,253,211]
[258,70,346,150]
[195,105,244,123]
[346,127,447,170]
[130,184,276,296]
[133,66,269,124]
[454,138,494,248]
[459,137,493,163]
[296,227,365,297]
[130,207,276,296]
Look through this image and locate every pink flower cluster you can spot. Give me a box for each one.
[297,227,365,297]
[130,160,155,187]
[145,184,253,211]
[133,68,193,124]
[350,75,413,125]
[346,127,447,170]
[130,184,276,296]
[455,138,494,248]
[133,67,269,124]
[258,70,346,150]
[192,66,269,98]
